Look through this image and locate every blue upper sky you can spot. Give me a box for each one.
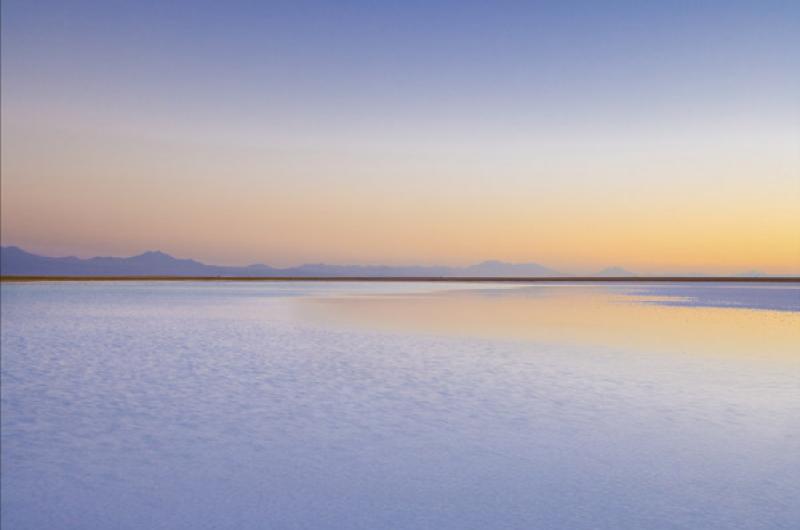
[5,1,797,126]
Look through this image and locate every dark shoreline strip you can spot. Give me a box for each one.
[1,276,798,283]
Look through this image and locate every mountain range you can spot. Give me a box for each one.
[1,246,570,277]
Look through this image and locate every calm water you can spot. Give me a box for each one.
[2,281,799,529]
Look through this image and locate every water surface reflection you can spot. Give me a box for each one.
[303,283,800,360]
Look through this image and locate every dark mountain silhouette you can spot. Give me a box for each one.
[736,269,769,278]
[1,246,560,277]
[1,247,224,276]
[596,266,636,277]
[458,260,557,277]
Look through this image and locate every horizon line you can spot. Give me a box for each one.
[2,276,799,283]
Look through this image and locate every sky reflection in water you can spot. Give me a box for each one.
[304,282,800,360]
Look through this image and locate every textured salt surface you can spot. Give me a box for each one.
[624,283,800,312]
[2,282,799,529]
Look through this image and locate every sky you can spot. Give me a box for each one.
[2,0,799,274]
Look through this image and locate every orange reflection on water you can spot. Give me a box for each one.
[303,285,800,360]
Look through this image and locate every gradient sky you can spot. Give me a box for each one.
[2,1,799,273]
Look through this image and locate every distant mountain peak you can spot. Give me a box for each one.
[737,269,768,278]
[131,250,177,260]
[596,266,636,277]
[2,245,32,255]
[462,260,558,277]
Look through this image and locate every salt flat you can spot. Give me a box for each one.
[2,282,799,529]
